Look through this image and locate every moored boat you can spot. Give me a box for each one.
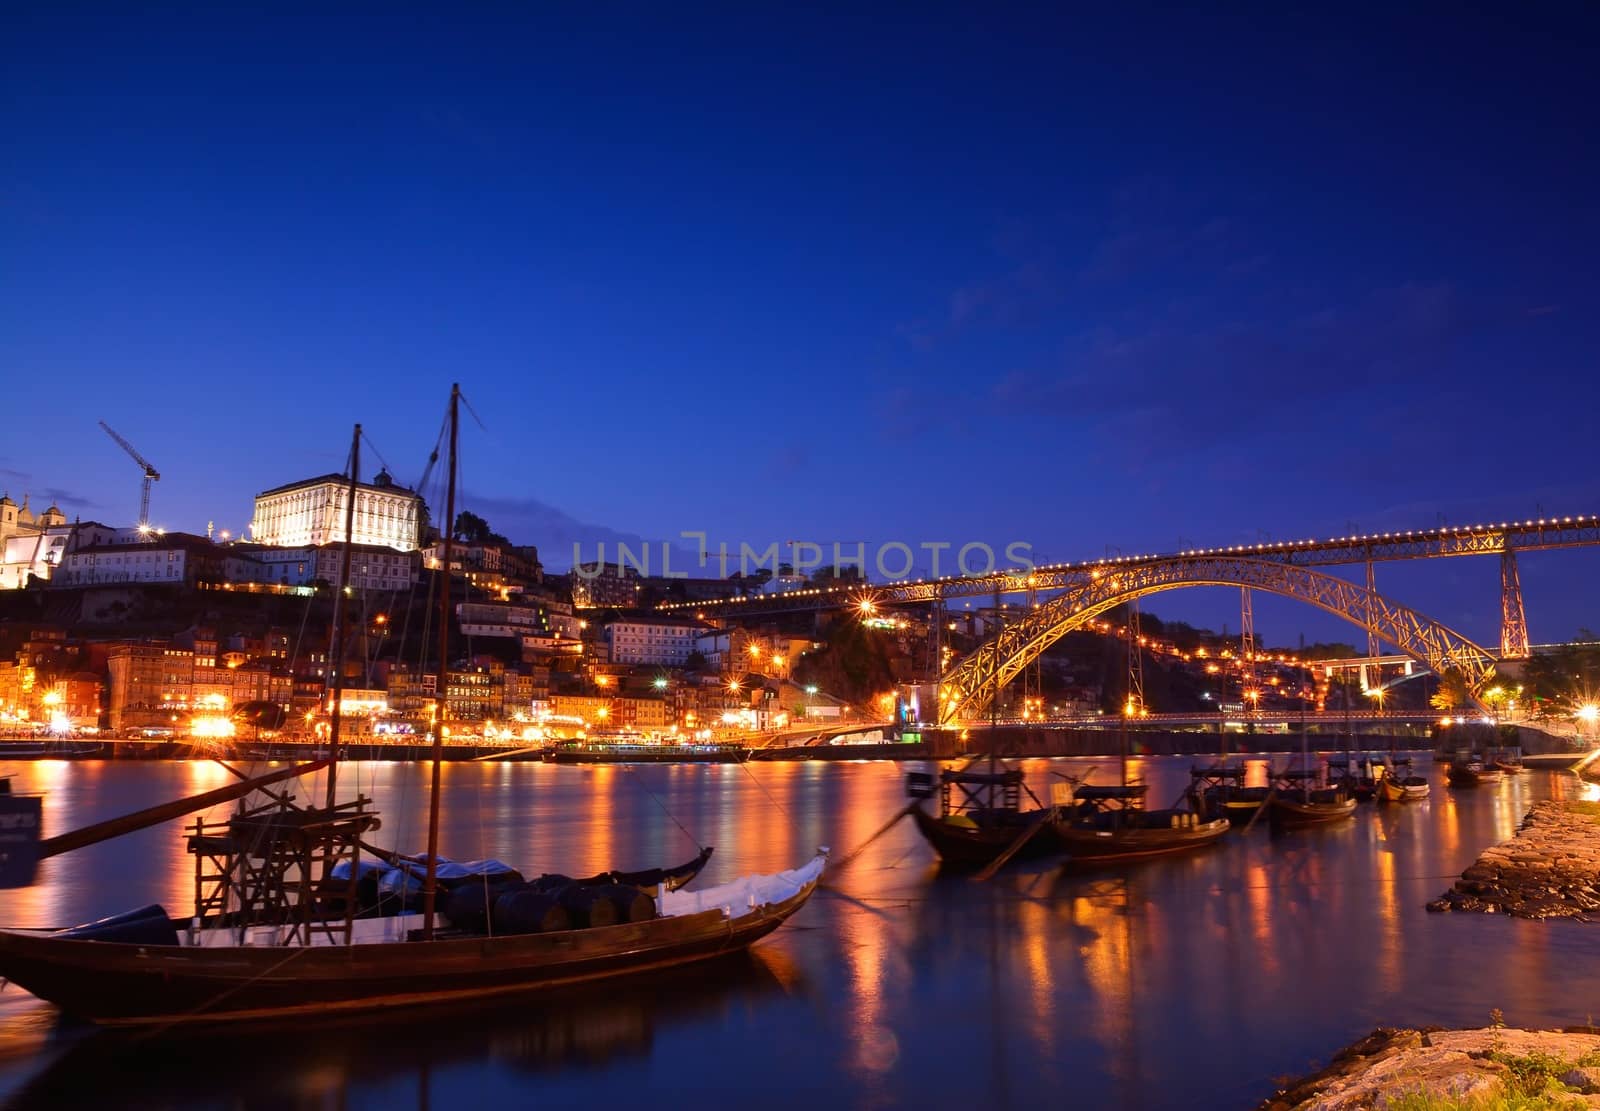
[907,595,1065,873]
[1329,753,1385,802]
[906,767,1062,869]
[1377,759,1431,803]
[1446,755,1502,788]
[1268,788,1357,829]
[1489,746,1527,775]
[547,738,750,764]
[1187,764,1271,826]
[0,857,824,1026]
[0,387,824,1028]
[1055,783,1229,862]
[1266,764,1356,830]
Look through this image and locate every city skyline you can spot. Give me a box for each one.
[6,5,1600,647]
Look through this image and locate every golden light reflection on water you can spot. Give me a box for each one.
[1072,887,1135,1080]
[12,755,1600,1109]
[1244,856,1278,980]
[1017,893,1057,1056]
[1373,830,1401,983]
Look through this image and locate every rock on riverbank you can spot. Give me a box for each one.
[1257,1026,1600,1109]
[1428,801,1600,918]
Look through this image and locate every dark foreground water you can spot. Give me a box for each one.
[0,755,1595,1110]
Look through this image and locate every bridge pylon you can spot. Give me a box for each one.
[1500,548,1530,659]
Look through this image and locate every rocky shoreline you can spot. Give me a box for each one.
[1428,800,1600,919]
[1257,1026,1600,1109]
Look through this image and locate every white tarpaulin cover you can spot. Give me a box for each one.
[657,853,826,921]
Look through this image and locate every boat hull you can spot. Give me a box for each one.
[0,884,816,1027]
[1446,765,1502,788]
[909,806,1059,868]
[547,747,749,764]
[1268,796,1357,830]
[1378,777,1430,803]
[1217,797,1266,826]
[1056,817,1229,862]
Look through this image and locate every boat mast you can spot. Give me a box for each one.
[422,384,459,939]
[1301,701,1312,801]
[324,424,361,810]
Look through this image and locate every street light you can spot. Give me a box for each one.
[653,676,669,691]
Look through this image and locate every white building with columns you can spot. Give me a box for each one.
[249,470,422,552]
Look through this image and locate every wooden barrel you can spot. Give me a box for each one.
[493,888,571,934]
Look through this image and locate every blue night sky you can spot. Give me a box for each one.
[4,4,1599,647]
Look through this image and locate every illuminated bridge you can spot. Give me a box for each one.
[657,514,1600,724]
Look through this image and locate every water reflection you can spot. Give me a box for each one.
[2,757,1600,1110]
[3,952,797,1111]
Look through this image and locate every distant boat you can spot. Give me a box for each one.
[1446,755,1503,788]
[1489,746,1527,775]
[1329,752,1387,802]
[1268,716,1356,831]
[546,733,750,764]
[1377,757,1430,804]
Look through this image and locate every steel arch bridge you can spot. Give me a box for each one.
[937,555,1498,725]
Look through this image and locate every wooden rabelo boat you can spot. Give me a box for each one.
[1053,691,1227,863]
[1055,783,1229,862]
[0,387,824,1028]
[905,591,1068,872]
[907,766,1062,868]
[1268,711,1357,831]
[1327,753,1384,802]
[1267,769,1356,831]
[1446,755,1503,788]
[1187,764,1270,826]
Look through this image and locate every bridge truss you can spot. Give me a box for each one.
[659,514,1600,620]
[935,555,1499,724]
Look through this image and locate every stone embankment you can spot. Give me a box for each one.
[1428,801,1600,918]
[1258,1026,1600,1109]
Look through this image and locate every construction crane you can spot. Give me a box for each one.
[98,420,161,528]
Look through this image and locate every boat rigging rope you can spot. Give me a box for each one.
[734,760,793,822]
[618,767,705,852]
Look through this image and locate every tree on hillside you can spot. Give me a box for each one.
[1521,632,1600,719]
[792,620,898,705]
[1429,667,1476,712]
[454,510,509,546]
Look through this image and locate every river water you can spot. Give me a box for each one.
[0,755,1595,1110]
